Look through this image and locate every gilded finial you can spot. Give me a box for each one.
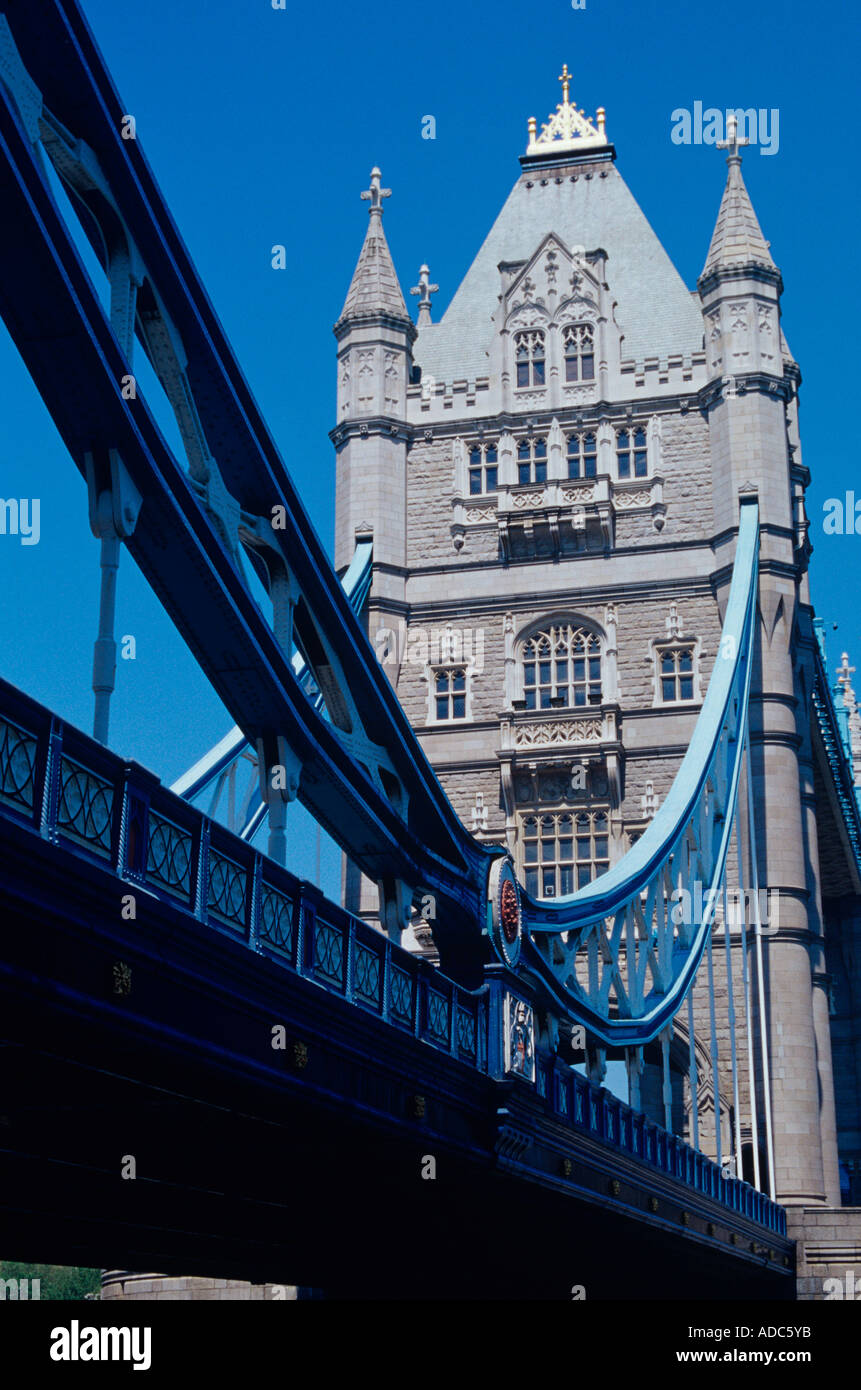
[525,68,608,156]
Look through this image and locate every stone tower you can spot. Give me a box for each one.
[334,75,861,1295]
[331,168,417,921]
[697,117,839,1210]
[332,168,414,627]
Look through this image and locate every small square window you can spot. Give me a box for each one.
[433,667,469,721]
[658,645,697,703]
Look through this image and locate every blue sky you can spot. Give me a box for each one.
[0,0,858,896]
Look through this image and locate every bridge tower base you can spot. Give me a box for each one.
[100,1272,306,1301]
[788,1209,861,1300]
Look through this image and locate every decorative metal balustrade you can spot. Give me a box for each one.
[539,1061,784,1236]
[0,717,37,812]
[0,670,786,1236]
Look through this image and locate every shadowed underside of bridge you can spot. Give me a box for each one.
[0,808,792,1299]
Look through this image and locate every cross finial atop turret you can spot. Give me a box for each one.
[338,166,413,329]
[717,113,750,164]
[558,63,571,105]
[838,652,857,691]
[410,263,439,326]
[361,167,391,216]
[700,113,777,282]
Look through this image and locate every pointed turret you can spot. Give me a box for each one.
[332,166,412,618]
[333,168,415,926]
[699,117,781,290]
[336,168,413,328]
[701,152,776,279]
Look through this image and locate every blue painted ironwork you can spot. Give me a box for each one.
[57,756,113,857]
[456,1005,477,1061]
[426,990,450,1047]
[314,919,345,988]
[0,716,37,812]
[258,883,295,958]
[390,967,414,1027]
[354,940,382,1010]
[170,540,374,842]
[207,848,247,930]
[147,811,194,901]
[520,498,760,1045]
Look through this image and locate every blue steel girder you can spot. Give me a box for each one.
[170,542,374,841]
[0,1,498,970]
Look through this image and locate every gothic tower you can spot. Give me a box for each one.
[332,169,415,919]
[698,118,839,1208]
[334,74,861,1295]
[332,167,414,639]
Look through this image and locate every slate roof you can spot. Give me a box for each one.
[413,157,706,383]
[701,156,776,278]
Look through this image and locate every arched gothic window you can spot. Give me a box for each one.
[521,624,602,710]
[562,323,595,383]
[567,432,597,479]
[617,426,647,479]
[468,442,498,495]
[515,330,546,388]
[517,438,547,485]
